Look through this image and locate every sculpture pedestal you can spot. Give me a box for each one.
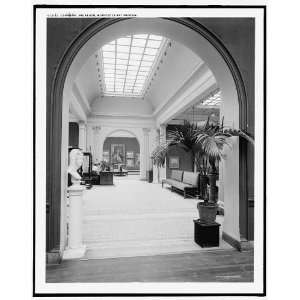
[63,185,86,260]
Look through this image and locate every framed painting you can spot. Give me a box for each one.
[111,144,125,164]
[169,156,179,169]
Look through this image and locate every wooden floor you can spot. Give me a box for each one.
[46,249,254,282]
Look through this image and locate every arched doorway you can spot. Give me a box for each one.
[101,129,141,177]
[47,18,252,256]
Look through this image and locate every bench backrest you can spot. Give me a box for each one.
[182,171,199,186]
[170,170,183,181]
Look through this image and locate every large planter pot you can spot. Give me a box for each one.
[197,202,218,223]
[208,172,218,203]
[199,174,209,200]
[146,170,153,183]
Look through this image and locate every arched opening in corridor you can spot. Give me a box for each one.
[102,130,141,177]
[46,17,253,259]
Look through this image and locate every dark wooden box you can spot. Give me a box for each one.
[194,220,220,248]
[99,172,114,185]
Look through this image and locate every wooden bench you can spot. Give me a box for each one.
[162,170,199,198]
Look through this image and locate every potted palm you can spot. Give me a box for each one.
[196,117,254,223]
[151,142,169,183]
[167,120,204,171]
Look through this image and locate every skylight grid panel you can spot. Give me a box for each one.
[116,58,128,65]
[103,58,115,64]
[139,66,151,72]
[127,65,139,71]
[149,35,163,41]
[102,51,115,58]
[147,40,162,48]
[117,45,130,53]
[117,37,131,45]
[127,70,138,76]
[132,38,146,47]
[138,71,148,76]
[117,52,129,59]
[102,44,115,52]
[134,34,148,39]
[143,55,155,62]
[116,69,126,74]
[144,48,158,55]
[104,64,115,69]
[131,47,144,54]
[104,70,115,75]
[141,61,153,67]
[128,59,141,66]
[116,64,127,70]
[130,53,142,60]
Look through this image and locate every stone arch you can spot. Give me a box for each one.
[47,17,250,253]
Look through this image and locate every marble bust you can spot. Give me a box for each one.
[68,149,84,186]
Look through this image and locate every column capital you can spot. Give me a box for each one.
[142,128,150,135]
[78,121,87,129]
[92,125,101,133]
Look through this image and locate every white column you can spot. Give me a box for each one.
[92,126,101,163]
[143,128,150,171]
[159,124,167,181]
[63,185,86,260]
[152,128,160,183]
[78,121,87,151]
[86,124,93,154]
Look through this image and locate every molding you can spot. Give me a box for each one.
[88,115,156,129]
[72,82,91,114]
[156,71,215,126]
[91,112,154,119]
[69,98,86,121]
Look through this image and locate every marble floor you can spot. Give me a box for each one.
[81,176,230,259]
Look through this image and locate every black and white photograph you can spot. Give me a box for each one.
[33,4,266,296]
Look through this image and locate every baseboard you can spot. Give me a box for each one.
[222,232,242,251]
[222,232,254,252]
[46,249,62,265]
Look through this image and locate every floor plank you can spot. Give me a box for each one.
[46,249,254,282]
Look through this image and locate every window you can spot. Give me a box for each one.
[99,34,166,97]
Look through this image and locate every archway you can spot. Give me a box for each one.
[47,18,250,255]
[100,129,141,177]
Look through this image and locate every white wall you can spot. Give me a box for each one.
[91,96,154,116]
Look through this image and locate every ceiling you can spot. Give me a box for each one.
[97,34,167,98]
[72,36,220,119]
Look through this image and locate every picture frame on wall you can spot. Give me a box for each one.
[111,144,125,164]
[126,151,134,159]
[169,156,179,169]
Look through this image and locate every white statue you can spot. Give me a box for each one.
[68,149,84,186]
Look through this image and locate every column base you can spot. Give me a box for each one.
[63,245,86,260]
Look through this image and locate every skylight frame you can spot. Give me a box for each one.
[99,34,167,98]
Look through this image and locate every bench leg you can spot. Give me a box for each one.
[184,189,187,198]
[162,181,164,188]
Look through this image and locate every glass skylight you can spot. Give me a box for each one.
[201,90,222,106]
[99,34,165,97]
